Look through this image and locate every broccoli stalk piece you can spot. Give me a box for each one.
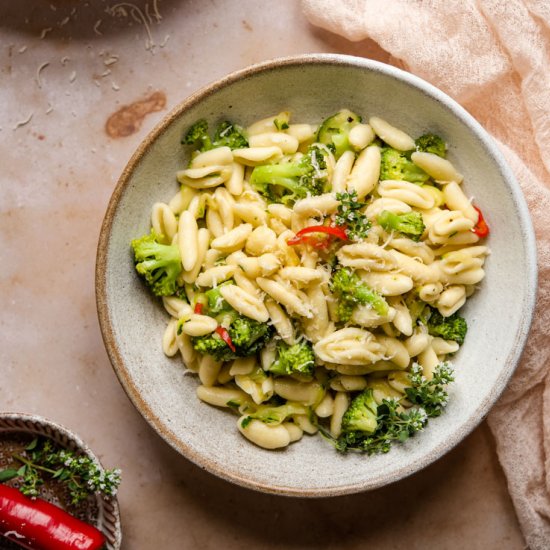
[426,307,467,345]
[273,112,290,130]
[249,144,330,205]
[377,210,426,241]
[330,267,389,322]
[266,340,315,378]
[183,119,248,151]
[404,291,430,326]
[380,147,430,183]
[317,109,362,157]
[415,133,446,157]
[131,233,183,297]
[242,401,309,426]
[204,282,234,314]
[192,315,274,362]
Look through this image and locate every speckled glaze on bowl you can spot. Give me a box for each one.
[96,54,537,497]
[0,413,122,548]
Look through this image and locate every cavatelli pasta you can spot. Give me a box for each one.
[131,109,489,454]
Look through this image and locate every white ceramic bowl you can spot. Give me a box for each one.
[96,54,536,496]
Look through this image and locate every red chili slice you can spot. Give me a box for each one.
[215,326,236,352]
[472,206,489,238]
[286,225,349,248]
[194,303,204,314]
[0,485,106,550]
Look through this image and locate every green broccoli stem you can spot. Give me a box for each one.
[354,285,389,316]
[331,267,389,322]
[377,210,425,241]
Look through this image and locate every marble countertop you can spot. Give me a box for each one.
[0,1,524,547]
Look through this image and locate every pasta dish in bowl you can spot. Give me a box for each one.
[96,54,536,495]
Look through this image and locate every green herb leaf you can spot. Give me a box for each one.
[405,362,454,417]
[335,190,371,241]
[240,416,252,429]
[25,438,38,451]
[0,469,19,482]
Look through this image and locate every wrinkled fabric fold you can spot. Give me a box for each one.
[302,0,550,547]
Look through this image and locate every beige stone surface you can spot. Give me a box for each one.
[0,1,524,548]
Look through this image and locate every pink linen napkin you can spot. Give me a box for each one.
[302,1,550,547]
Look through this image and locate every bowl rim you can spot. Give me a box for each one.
[95,53,538,497]
[0,412,122,547]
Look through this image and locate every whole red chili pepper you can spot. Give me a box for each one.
[472,206,489,238]
[0,485,105,550]
[215,326,236,353]
[286,225,349,248]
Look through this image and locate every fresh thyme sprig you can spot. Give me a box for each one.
[334,190,371,241]
[0,438,121,505]
[405,362,454,417]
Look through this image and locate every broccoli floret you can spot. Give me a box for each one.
[182,119,248,151]
[182,119,211,150]
[341,388,378,435]
[330,267,389,322]
[267,340,315,377]
[249,144,330,205]
[380,147,430,183]
[212,121,249,150]
[317,109,362,157]
[131,233,182,297]
[426,307,467,345]
[377,210,426,241]
[191,334,230,361]
[415,133,446,158]
[335,397,428,454]
[230,316,272,351]
[192,315,274,361]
